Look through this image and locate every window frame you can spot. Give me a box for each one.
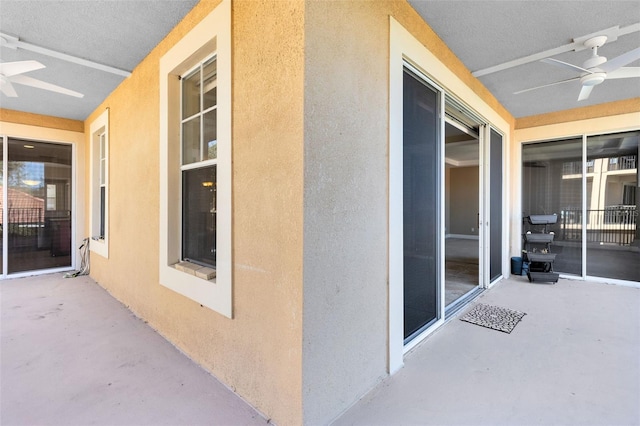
[159,0,232,318]
[180,55,218,269]
[89,108,109,258]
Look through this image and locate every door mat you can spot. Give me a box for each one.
[460,303,526,333]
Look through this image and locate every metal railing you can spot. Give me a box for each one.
[560,206,637,245]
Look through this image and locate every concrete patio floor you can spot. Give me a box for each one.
[0,274,267,426]
[2,273,639,426]
[336,276,640,426]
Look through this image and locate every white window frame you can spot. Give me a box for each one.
[89,108,109,258]
[159,0,232,318]
[180,54,217,268]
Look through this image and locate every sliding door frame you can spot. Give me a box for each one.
[0,134,78,279]
[389,17,510,374]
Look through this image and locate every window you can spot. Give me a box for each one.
[46,184,57,211]
[89,108,109,258]
[181,56,217,268]
[159,0,232,318]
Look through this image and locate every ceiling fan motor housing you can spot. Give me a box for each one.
[583,55,607,69]
[580,72,606,86]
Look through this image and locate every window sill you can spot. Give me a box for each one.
[173,261,216,282]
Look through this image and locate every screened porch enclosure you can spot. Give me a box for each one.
[522,131,639,282]
[0,138,73,275]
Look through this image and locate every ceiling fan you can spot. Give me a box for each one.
[515,36,640,101]
[0,60,84,98]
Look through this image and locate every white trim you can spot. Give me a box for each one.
[0,135,78,277]
[159,0,232,318]
[0,135,9,277]
[89,109,109,259]
[388,17,404,374]
[389,18,511,375]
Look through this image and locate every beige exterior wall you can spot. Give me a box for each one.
[0,111,86,270]
[24,1,631,425]
[302,1,513,424]
[83,1,304,425]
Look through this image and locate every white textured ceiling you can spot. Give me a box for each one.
[0,0,199,120]
[408,0,640,118]
[0,1,638,121]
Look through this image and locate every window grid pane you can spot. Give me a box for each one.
[182,166,216,267]
[182,116,201,165]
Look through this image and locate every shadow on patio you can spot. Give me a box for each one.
[1,273,638,425]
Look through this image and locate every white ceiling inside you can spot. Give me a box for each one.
[0,1,638,121]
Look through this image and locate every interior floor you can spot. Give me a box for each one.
[445,237,478,305]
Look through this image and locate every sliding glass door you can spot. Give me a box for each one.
[522,131,638,283]
[2,137,72,275]
[402,68,441,341]
[586,131,639,282]
[488,128,503,283]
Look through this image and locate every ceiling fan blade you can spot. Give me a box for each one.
[578,85,593,101]
[0,78,18,97]
[541,58,592,74]
[600,47,640,73]
[9,74,84,98]
[514,76,580,95]
[0,60,45,77]
[607,67,640,79]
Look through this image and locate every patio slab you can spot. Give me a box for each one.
[335,276,640,425]
[2,273,638,425]
[0,273,266,426]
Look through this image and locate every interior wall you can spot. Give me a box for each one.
[83,1,305,425]
[0,114,85,271]
[449,166,479,236]
[445,165,451,233]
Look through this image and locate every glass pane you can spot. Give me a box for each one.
[100,158,106,185]
[444,121,479,307]
[203,57,217,110]
[489,129,503,282]
[182,166,216,268]
[100,186,106,239]
[99,133,106,159]
[204,110,217,160]
[586,131,639,281]
[403,69,440,340]
[522,138,583,276]
[182,67,200,119]
[182,117,201,165]
[7,139,72,274]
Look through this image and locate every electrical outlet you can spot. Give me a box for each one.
[471,227,475,232]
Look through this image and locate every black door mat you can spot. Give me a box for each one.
[460,303,526,333]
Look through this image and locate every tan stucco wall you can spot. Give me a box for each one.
[302,1,513,424]
[83,1,304,425]
[0,109,84,133]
